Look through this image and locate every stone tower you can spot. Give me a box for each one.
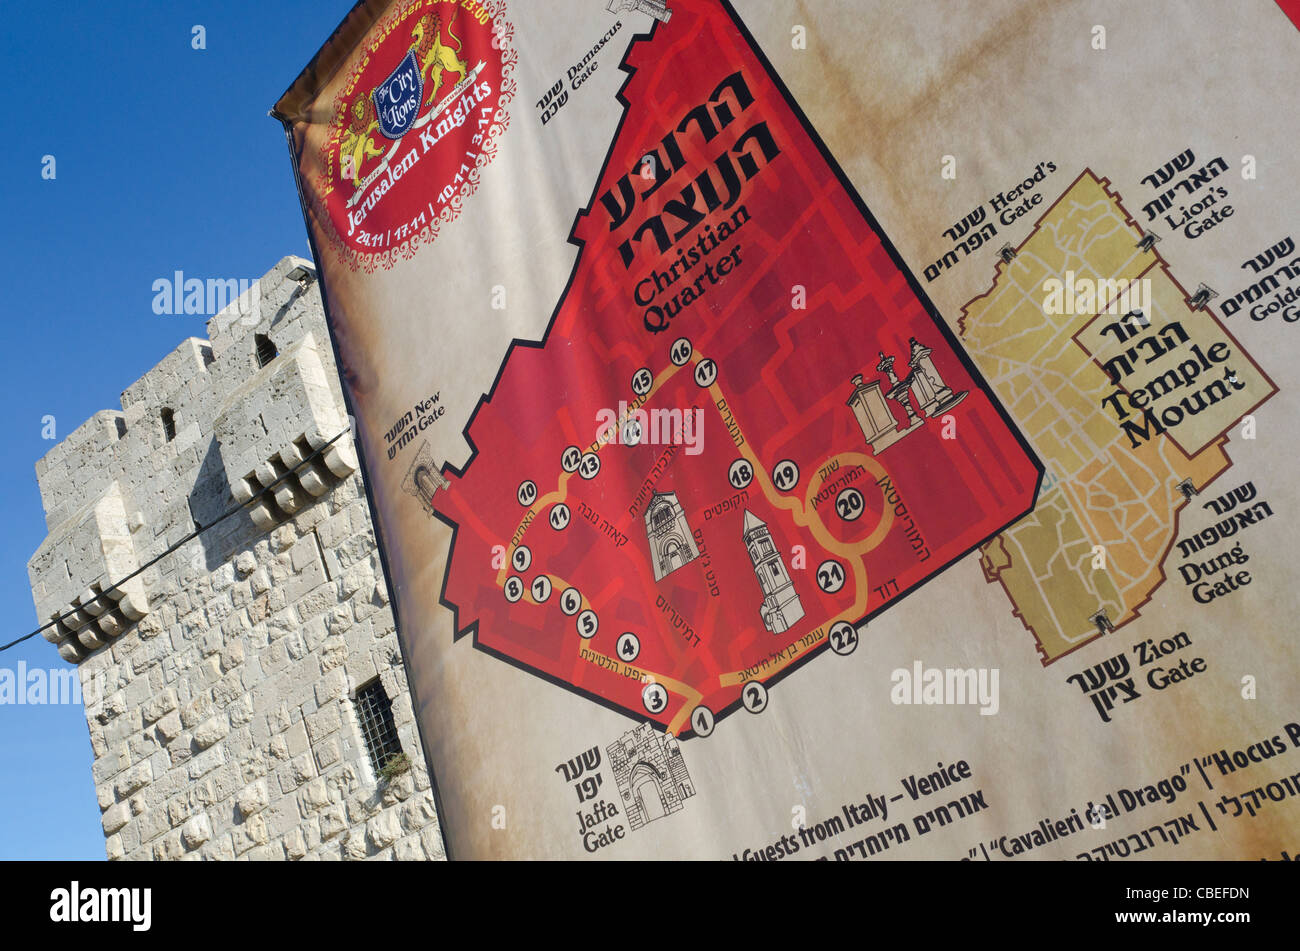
[741,510,803,633]
[26,257,445,861]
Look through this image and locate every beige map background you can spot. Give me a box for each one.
[288,0,1300,858]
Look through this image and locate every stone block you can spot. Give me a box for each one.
[180,693,213,729]
[314,735,341,771]
[270,524,296,554]
[277,753,315,794]
[304,703,340,744]
[114,760,153,799]
[381,771,415,806]
[102,802,130,835]
[232,814,268,856]
[284,827,307,860]
[119,819,141,855]
[192,715,229,750]
[181,813,212,850]
[228,693,255,727]
[319,805,347,841]
[141,685,178,722]
[366,811,402,851]
[236,779,270,819]
[400,792,438,833]
[319,636,347,673]
[290,538,318,573]
[167,796,194,829]
[341,830,367,860]
[284,719,310,758]
[153,830,185,861]
[186,745,226,780]
[298,778,331,815]
[137,807,169,845]
[314,668,347,706]
[393,835,425,862]
[204,834,236,862]
[235,551,257,577]
[421,824,447,861]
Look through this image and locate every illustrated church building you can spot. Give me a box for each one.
[644,491,699,581]
[742,510,804,634]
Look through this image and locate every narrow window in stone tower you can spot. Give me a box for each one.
[255,333,278,368]
[354,679,403,777]
[161,407,175,442]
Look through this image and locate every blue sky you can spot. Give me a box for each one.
[0,0,355,859]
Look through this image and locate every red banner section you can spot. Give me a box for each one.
[433,3,1041,737]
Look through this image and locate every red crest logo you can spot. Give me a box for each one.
[316,0,515,270]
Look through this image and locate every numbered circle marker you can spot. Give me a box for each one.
[691,705,716,737]
[561,446,582,473]
[742,680,769,714]
[727,458,753,490]
[576,609,598,638]
[694,358,718,388]
[517,479,538,506]
[622,418,642,446]
[511,545,532,572]
[631,368,653,396]
[828,620,859,657]
[642,681,669,715]
[616,631,641,662]
[772,459,800,492]
[817,559,846,594]
[560,587,582,616]
[503,576,524,603]
[530,575,552,603]
[579,453,601,480]
[835,487,865,522]
[549,503,571,531]
[670,337,693,366]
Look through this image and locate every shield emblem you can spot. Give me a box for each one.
[372,50,424,140]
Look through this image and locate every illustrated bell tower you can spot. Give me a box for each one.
[742,510,803,634]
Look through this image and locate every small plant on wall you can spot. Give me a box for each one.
[378,752,411,783]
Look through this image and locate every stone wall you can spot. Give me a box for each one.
[27,257,446,861]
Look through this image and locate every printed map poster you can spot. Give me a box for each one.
[274,0,1300,859]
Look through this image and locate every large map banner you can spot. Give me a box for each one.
[274,0,1300,859]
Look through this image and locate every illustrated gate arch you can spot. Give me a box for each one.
[629,762,667,823]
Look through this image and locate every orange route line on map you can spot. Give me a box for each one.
[492,357,690,589]
[479,358,712,734]
[714,441,893,688]
[480,344,901,735]
[506,568,705,734]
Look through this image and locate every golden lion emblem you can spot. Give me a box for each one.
[338,6,471,188]
[410,9,468,105]
[340,97,385,187]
